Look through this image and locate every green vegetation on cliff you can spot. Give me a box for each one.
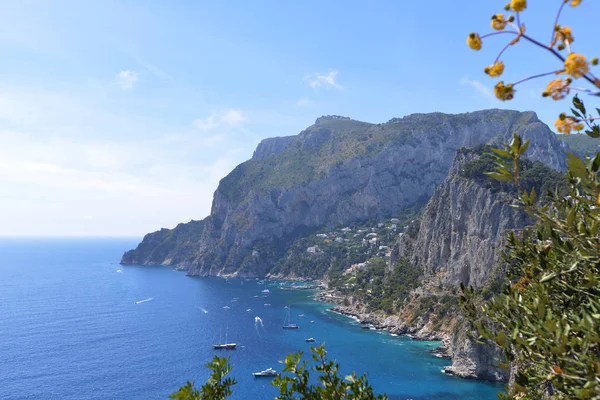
[270,200,426,279]
[556,133,600,158]
[218,118,376,203]
[458,144,569,198]
[327,145,569,322]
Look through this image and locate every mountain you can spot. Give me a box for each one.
[121,109,567,277]
[330,146,568,381]
[556,133,600,158]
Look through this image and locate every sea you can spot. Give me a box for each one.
[0,238,502,399]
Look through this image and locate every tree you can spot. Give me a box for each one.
[170,345,387,400]
[460,135,600,399]
[463,3,600,397]
[169,356,236,400]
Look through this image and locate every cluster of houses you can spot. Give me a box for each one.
[303,218,406,275]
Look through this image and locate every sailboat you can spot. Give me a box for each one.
[282,305,299,329]
[212,328,237,349]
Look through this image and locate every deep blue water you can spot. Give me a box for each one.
[0,238,502,399]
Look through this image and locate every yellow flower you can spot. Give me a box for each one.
[467,33,482,50]
[511,0,527,12]
[571,0,582,6]
[564,53,590,78]
[491,14,507,31]
[555,26,574,45]
[555,114,584,134]
[484,61,505,77]
[494,81,515,101]
[542,79,571,100]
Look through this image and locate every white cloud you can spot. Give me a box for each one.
[296,97,310,107]
[221,109,246,126]
[460,77,495,103]
[193,109,247,131]
[115,70,139,89]
[306,70,343,90]
[0,86,254,237]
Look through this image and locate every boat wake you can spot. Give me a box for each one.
[198,307,209,314]
[135,297,154,304]
[255,316,265,336]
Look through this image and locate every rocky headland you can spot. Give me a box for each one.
[122,108,573,385]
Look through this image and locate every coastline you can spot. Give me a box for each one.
[310,286,452,361]
[309,286,508,383]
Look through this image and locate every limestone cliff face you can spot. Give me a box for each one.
[394,150,531,288]
[122,109,565,277]
[390,150,537,382]
[446,319,509,381]
[251,135,295,160]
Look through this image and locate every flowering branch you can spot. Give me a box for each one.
[466,0,599,137]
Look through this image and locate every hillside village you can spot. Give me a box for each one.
[270,204,423,280]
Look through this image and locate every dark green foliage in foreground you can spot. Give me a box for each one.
[170,356,236,400]
[273,344,387,400]
[171,345,387,400]
[460,134,600,399]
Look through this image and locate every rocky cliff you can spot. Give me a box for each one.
[393,148,530,289]
[122,109,567,277]
[386,147,567,381]
[251,135,295,160]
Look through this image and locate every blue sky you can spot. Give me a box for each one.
[1,0,597,237]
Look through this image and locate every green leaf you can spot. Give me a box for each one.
[540,273,557,283]
[496,331,506,346]
[573,94,586,115]
[587,125,600,138]
[491,148,511,158]
[517,139,530,156]
[567,152,587,180]
[591,154,600,173]
[485,172,513,182]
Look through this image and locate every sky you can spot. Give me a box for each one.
[0,0,598,237]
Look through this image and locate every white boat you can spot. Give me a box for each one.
[305,337,315,342]
[283,305,299,329]
[253,368,277,377]
[212,328,236,350]
[212,343,236,350]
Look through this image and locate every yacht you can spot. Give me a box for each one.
[282,305,299,329]
[212,328,236,350]
[212,343,236,350]
[253,368,277,377]
[305,337,315,342]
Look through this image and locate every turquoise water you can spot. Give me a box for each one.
[0,238,502,399]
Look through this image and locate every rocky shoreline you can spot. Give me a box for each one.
[313,289,453,359]
[313,288,507,382]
